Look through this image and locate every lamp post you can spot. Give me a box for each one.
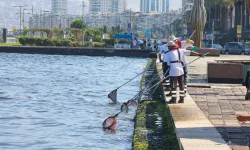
[44,11,49,28]
[80,1,86,21]
[22,9,32,29]
[16,12,31,29]
[40,10,49,28]
[12,5,27,35]
[211,19,220,47]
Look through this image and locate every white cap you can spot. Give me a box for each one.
[168,36,177,41]
[167,41,176,47]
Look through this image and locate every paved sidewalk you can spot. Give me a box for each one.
[156,62,231,150]
[164,91,231,150]
[188,86,250,150]
[185,55,250,150]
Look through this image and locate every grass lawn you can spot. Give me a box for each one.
[0,43,21,46]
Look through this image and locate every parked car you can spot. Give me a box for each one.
[224,42,250,55]
[205,44,225,54]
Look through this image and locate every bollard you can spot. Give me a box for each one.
[3,28,7,43]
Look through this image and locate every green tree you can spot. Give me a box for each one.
[53,27,63,40]
[70,19,86,30]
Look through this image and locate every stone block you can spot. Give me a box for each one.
[207,63,243,83]
[196,48,220,56]
[209,106,222,115]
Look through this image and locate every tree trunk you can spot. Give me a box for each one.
[247,7,250,29]
[230,6,233,30]
[190,0,206,48]
[220,7,224,33]
[235,1,242,27]
[242,0,246,29]
[224,7,229,31]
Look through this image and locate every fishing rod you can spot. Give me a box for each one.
[103,51,209,131]
[133,53,209,101]
[182,30,196,49]
[108,61,162,103]
[103,68,166,130]
[119,68,165,111]
[131,68,165,101]
[116,62,160,90]
[186,52,210,66]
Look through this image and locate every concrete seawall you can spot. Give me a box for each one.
[0,46,157,58]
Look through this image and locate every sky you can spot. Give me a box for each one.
[127,0,140,11]
[126,0,182,11]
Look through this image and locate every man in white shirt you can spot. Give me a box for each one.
[159,40,171,91]
[165,41,202,103]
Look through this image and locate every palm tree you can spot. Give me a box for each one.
[204,0,234,32]
[218,0,234,32]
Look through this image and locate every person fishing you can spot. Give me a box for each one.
[159,39,171,91]
[169,36,195,94]
[164,35,182,96]
[165,41,203,103]
[181,39,195,93]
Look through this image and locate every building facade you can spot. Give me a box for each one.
[117,0,127,13]
[51,0,68,28]
[140,0,169,13]
[89,0,101,14]
[52,0,68,15]
[89,0,126,14]
[182,0,194,11]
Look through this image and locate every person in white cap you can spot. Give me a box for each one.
[181,39,195,93]
[159,39,171,91]
[165,41,202,103]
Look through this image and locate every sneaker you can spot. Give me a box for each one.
[178,99,184,103]
[165,92,172,97]
[167,98,176,104]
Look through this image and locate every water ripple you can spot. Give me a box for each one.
[0,53,147,150]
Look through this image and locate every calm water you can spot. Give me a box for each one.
[0,53,147,150]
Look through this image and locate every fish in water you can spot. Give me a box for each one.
[103,115,117,131]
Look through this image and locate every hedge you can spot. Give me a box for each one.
[84,41,105,48]
[103,38,114,46]
[18,37,82,47]
[19,36,108,48]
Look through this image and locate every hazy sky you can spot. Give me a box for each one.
[127,0,140,11]
[126,0,182,11]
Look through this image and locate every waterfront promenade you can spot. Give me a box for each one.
[157,55,250,150]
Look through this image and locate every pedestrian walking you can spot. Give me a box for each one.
[153,40,158,52]
[165,41,202,104]
[132,38,137,49]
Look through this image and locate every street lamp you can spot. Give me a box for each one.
[12,5,27,34]
[22,9,32,28]
[80,1,86,21]
[211,19,220,47]
[40,10,49,28]
[16,12,31,28]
